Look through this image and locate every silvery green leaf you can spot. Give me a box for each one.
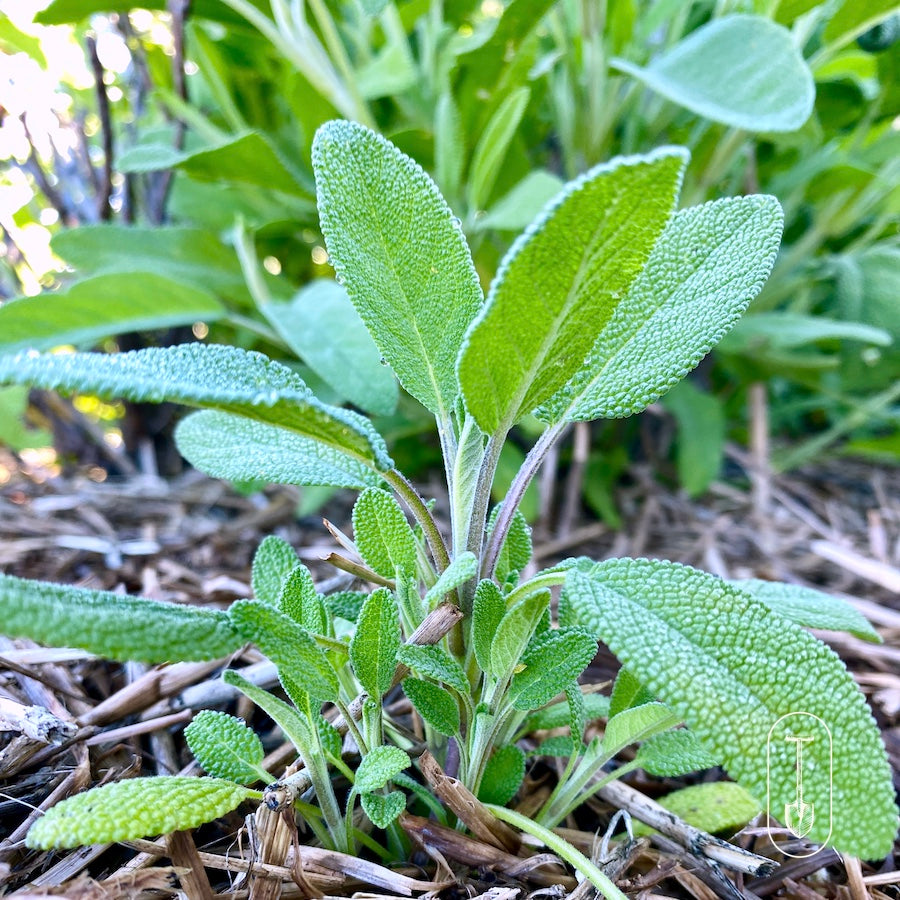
[396,644,469,695]
[490,589,550,680]
[488,506,532,584]
[352,488,419,579]
[602,702,681,756]
[402,677,460,736]
[732,579,881,643]
[317,716,343,761]
[522,693,610,735]
[510,628,597,711]
[251,536,299,607]
[313,120,483,419]
[458,148,687,435]
[355,745,410,793]
[472,579,505,674]
[477,744,525,805]
[566,683,587,747]
[422,551,477,608]
[474,170,565,232]
[279,565,327,634]
[26,777,254,850]
[531,735,576,757]
[184,711,267,785]
[635,729,718,777]
[350,588,401,698]
[609,668,655,718]
[611,15,814,132]
[632,783,761,838]
[0,572,240,663]
[361,790,406,828]
[325,591,369,623]
[564,560,898,858]
[539,196,783,423]
[0,344,392,469]
[175,411,385,491]
[258,279,398,416]
[229,600,339,703]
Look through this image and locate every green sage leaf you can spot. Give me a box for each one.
[611,15,814,132]
[510,628,597,711]
[350,588,401,698]
[251,536,299,607]
[396,644,468,695]
[184,711,267,785]
[279,565,327,635]
[564,560,898,858]
[609,668,655,718]
[422,551,477,608]
[472,579,505,674]
[361,790,406,828]
[477,744,526,805]
[355,745,410,793]
[458,148,687,434]
[490,589,550,680]
[0,572,240,663]
[402,677,460,736]
[313,120,483,419]
[635,729,719,777]
[26,777,254,849]
[602,702,681,756]
[488,505,533,584]
[352,488,419,579]
[539,196,783,423]
[0,344,392,469]
[632,782,762,837]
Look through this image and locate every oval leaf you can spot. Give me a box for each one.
[26,777,254,849]
[350,588,401,698]
[352,488,419,578]
[611,15,814,132]
[184,711,267,784]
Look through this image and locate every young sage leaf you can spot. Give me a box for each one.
[458,147,687,435]
[402,677,460,736]
[352,488,419,579]
[509,628,597,711]
[279,565,327,635]
[26,777,255,850]
[251,535,299,607]
[355,745,410,793]
[472,579,505,674]
[490,589,550,680]
[313,120,483,420]
[634,729,719,778]
[487,505,533,584]
[422,551,477,608]
[477,744,526,806]
[565,560,899,858]
[361,790,406,829]
[0,572,241,663]
[350,588,401,698]
[184,711,268,785]
[602,702,681,756]
[396,644,469,695]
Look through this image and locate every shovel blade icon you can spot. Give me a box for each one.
[784,798,815,837]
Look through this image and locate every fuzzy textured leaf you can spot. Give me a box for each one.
[175,412,385,490]
[0,344,392,469]
[352,488,419,579]
[490,589,550,680]
[635,729,718,777]
[259,279,398,416]
[472,580,505,674]
[361,790,406,828]
[632,782,761,837]
[602,702,681,756]
[251,536,299,607]
[564,560,898,858]
[422,552,477,608]
[26,777,254,849]
[510,628,597,711]
[458,148,687,434]
[396,644,468,694]
[611,15,814,132]
[0,274,224,354]
[523,693,610,734]
[474,171,565,232]
[539,197,783,423]
[313,120,483,418]
[609,668,655,718]
[488,506,533,584]
[402,677,460,736]
[229,600,339,702]
[355,745,410,793]
[732,579,882,642]
[0,573,240,663]
[184,711,266,784]
[279,565,327,634]
[477,745,526,805]
[350,588,401,698]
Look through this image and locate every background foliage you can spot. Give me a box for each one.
[0,0,898,504]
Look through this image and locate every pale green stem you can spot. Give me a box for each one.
[485,805,629,900]
[541,759,641,827]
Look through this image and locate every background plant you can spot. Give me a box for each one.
[1,0,897,499]
[0,121,896,875]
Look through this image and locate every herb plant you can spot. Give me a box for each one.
[0,121,896,877]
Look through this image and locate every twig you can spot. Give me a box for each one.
[86,35,114,221]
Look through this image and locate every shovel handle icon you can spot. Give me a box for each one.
[784,735,815,837]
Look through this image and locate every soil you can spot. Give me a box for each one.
[0,443,898,899]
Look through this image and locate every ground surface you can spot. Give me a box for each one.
[0,444,898,899]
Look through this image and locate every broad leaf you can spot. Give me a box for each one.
[0,274,224,354]
[279,565,327,634]
[355,745,410,793]
[258,279,398,416]
[477,745,526,805]
[352,488,419,578]
[602,702,681,756]
[0,344,392,470]
[490,589,550,680]
[175,411,385,490]
[184,711,267,785]
[313,120,483,419]
[611,15,814,132]
[634,729,718,777]
[251,536,299,607]
[564,560,898,858]
[538,196,783,423]
[361,791,406,828]
[26,777,254,849]
[632,783,761,837]
[458,148,687,434]
[229,600,339,702]
[422,551,477,608]
[396,644,469,694]
[402,677,460,736]
[733,579,881,643]
[0,572,240,662]
[350,588,401,698]
[510,628,597,711]
[472,580,505,674]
